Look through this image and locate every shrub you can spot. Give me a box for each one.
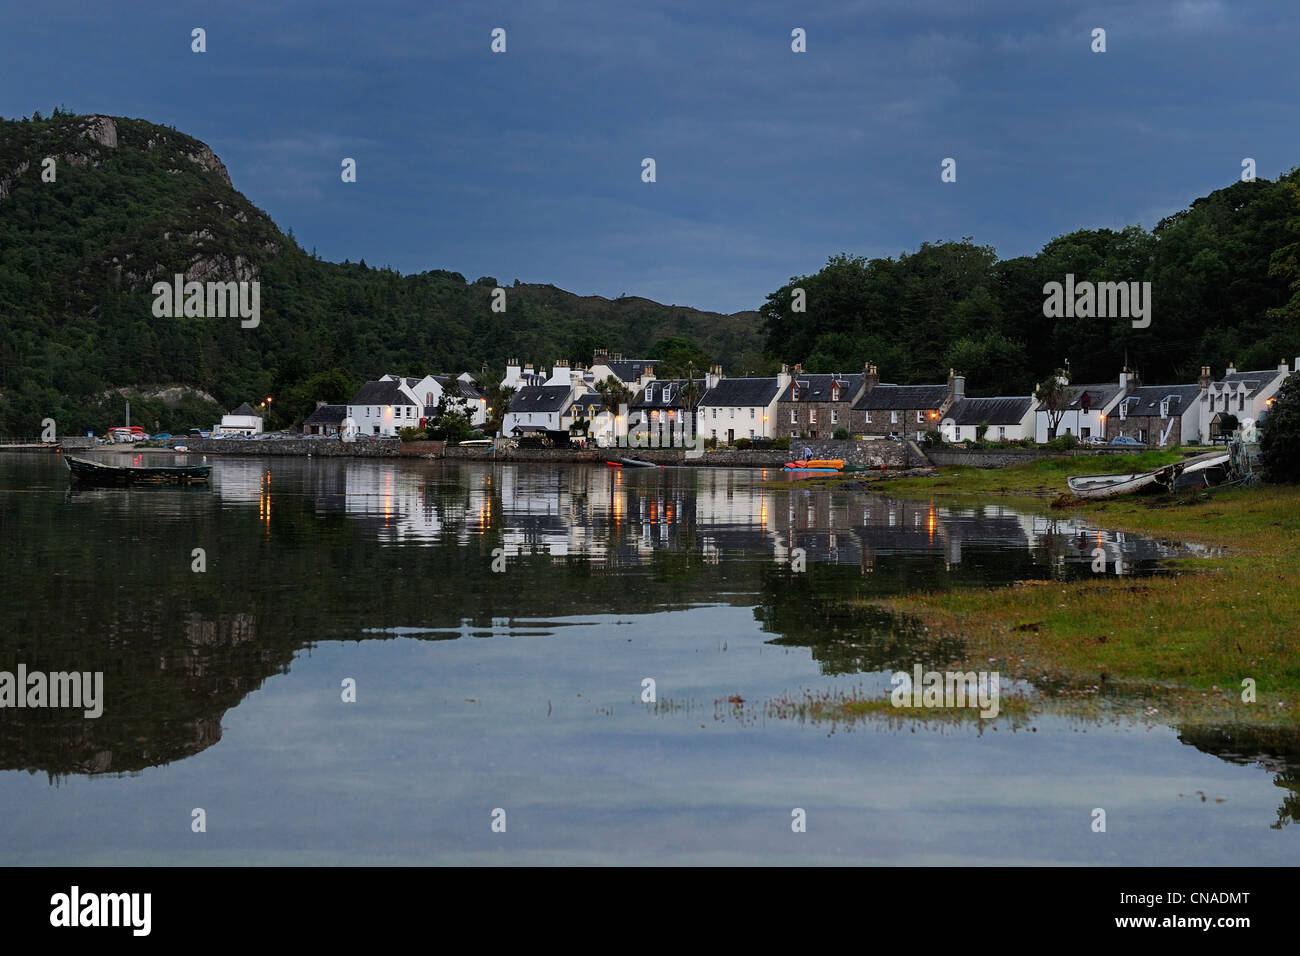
[923,429,945,447]
[773,436,791,450]
[734,438,753,450]
[1261,374,1300,481]
[1060,432,1079,450]
[833,426,849,440]
[975,422,989,441]
[397,427,428,442]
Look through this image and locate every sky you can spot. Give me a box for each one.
[2,0,1298,314]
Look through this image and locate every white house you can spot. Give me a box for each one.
[216,402,263,436]
[1033,371,1131,443]
[347,378,423,436]
[1196,360,1293,443]
[696,366,790,443]
[503,360,588,437]
[590,349,658,388]
[941,396,1035,442]
[500,360,547,392]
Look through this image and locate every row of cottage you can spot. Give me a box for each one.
[497,349,1296,447]
[226,347,1294,447]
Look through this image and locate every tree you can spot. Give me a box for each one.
[1034,370,1071,441]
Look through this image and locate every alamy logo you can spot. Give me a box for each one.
[0,665,103,718]
[50,886,150,936]
[891,664,1000,718]
[1042,273,1151,329]
[151,274,260,328]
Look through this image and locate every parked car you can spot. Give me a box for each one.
[1110,435,1143,446]
[1080,435,1105,446]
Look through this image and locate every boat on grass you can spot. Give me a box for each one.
[65,455,211,486]
[1066,451,1228,499]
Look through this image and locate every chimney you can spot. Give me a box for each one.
[706,364,722,389]
[952,371,966,402]
[594,348,609,366]
[641,365,655,386]
[863,362,879,392]
[1227,361,1237,376]
[1118,366,1140,391]
[1198,365,1212,390]
[793,363,803,376]
[1281,358,1290,374]
[777,364,792,393]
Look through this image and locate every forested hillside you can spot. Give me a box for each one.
[0,111,763,433]
[761,172,1300,395]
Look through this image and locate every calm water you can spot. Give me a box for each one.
[0,452,1295,864]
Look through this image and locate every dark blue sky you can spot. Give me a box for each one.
[3,0,1297,313]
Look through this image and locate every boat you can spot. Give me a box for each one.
[65,455,212,486]
[619,457,659,468]
[1066,451,1228,499]
[605,460,623,468]
[783,458,845,471]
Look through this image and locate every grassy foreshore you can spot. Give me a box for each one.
[794,455,1300,731]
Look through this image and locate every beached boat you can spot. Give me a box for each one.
[1066,451,1229,499]
[65,454,211,486]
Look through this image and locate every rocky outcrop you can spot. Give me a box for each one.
[78,115,118,148]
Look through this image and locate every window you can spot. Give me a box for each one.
[790,430,797,437]
[865,411,872,423]
[1239,394,1245,411]
[998,426,1006,439]
[917,411,925,423]
[750,408,755,419]
[730,408,735,419]
[916,431,924,441]
[890,411,899,424]
[1081,427,1091,438]
[831,410,838,424]
[809,409,816,423]
[791,409,799,424]
[791,386,800,400]
[365,407,370,417]
[831,385,840,401]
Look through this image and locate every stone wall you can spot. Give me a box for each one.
[58,437,98,450]
[797,438,910,468]
[186,437,402,456]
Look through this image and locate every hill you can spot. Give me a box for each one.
[0,111,765,434]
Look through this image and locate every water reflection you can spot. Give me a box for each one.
[0,454,1291,846]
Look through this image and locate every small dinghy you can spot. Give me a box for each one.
[1066,451,1227,499]
[65,454,212,486]
[619,457,660,468]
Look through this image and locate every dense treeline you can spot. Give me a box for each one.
[0,112,763,434]
[762,173,1300,394]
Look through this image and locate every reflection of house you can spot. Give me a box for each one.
[776,368,863,439]
[303,403,346,436]
[1108,384,1200,446]
[216,402,263,436]
[941,396,1034,442]
[852,367,959,441]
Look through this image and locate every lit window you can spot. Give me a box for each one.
[791,409,798,424]
[917,411,924,423]
[891,411,899,424]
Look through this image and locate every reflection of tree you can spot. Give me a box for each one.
[756,566,964,675]
[1176,724,1300,829]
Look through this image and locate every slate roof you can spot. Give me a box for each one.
[852,384,948,411]
[697,378,783,407]
[570,393,605,413]
[632,378,706,410]
[1115,385,1202,417]
[599,359,659,383]
[304,404,346,425]
[507,385,573,413]
[778,373,863,403]
[1059,383,1122,412]
[228,402,261,417]
[1220,368,1286,397]
[944,397,1034,425]
[349,380,417,406]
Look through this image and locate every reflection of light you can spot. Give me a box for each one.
[927,505,936,542]
[384,471,392,522]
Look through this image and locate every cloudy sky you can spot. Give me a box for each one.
[3,0,1297,313]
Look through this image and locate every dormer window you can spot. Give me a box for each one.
[831,384,840,402]
[791,386,800,401]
